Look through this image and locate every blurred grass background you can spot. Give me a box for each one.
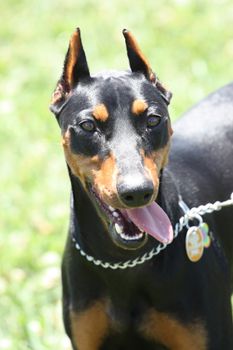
[0,0,233,348]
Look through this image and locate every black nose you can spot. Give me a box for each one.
[117,178,154,207]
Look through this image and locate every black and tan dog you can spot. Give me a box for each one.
[50,28,233,349]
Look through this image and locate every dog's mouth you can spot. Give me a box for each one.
[90,188,173,250]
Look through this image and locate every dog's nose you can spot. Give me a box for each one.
[117,178,154,207]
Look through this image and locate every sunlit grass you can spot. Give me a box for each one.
[0,0,233,348]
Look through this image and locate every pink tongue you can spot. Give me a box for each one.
[120,202,173,244]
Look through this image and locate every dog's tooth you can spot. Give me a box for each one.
[122,234,133,241]
[113,212,119,217]
[128,235,135,240]
[121,232,144,241]
[115,223,123,234]
[121,233,128,240]
[109,206,115,212]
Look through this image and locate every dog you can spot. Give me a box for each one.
[50,28,233,349]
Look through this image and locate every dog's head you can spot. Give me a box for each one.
[50,28,173,250]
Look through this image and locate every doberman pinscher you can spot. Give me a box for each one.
[50,28,233,349]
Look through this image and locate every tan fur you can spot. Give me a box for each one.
[62,130,101,187]
[62,130,120,205]
[63,128,172,208]
[51,30,81,105]
[93,104,109,122]
[131,99,148,115]
[70,301,110,350]
[140,309,207,350]
[92,153,119,207]
[142,143,170,189]
[124,30,155,82]
[66,30,81,88]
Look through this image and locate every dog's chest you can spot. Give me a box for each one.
[70,298,207,350]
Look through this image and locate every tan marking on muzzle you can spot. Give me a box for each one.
[70,300,110,350]
[140,309,207,350]
[142,143,171,191]
[93,104,109,122]
[62,130,120,206]
[92,153,121,207]
[62,130,101,187]
[131,99,148,115]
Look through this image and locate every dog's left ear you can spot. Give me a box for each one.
[123,29,172,104]
[50,28,90,115]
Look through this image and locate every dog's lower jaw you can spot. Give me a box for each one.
[110,222,148,250]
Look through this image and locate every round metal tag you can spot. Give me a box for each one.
[185,226,204,262]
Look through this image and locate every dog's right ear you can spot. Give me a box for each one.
[50,28,90,116]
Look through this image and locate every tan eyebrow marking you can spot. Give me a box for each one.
[131,99,148,116]
[92,104,109,122]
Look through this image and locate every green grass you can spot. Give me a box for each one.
[0,0,233,348]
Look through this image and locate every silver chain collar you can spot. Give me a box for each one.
[72,193,233,270]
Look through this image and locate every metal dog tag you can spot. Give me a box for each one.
[185,226,204,262]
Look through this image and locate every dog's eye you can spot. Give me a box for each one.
[80,120,96,132]
[147,115,161,128]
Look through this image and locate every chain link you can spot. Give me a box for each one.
[73,193,233,270]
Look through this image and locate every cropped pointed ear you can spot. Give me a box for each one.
[50,28,90,115]
[123,29,172,104]
[123,29,155,83]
